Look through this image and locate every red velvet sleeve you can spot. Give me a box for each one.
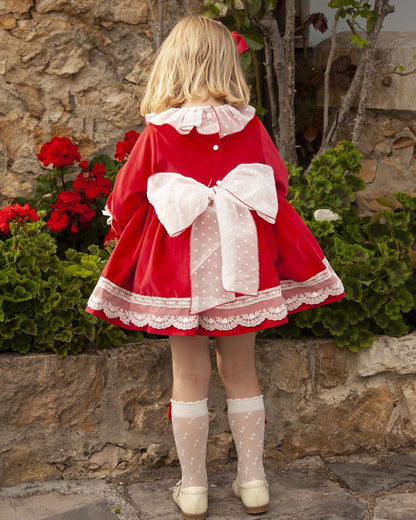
[258,121,289,198]
[107,125,158,236]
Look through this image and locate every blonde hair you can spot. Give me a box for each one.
[140,15,250,115]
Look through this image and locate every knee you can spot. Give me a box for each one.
[174,364,211,386]
[217,358,253,388]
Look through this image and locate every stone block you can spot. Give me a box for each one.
[402,383,416,432]
[281,386,395,458]
[46,48,87,77]
[357,333,416,377]
[0,15,16,29]
[35,0,94,14]
[266,344,309,393]
[358,159,377,183]
[374,494,416,520]
[105,0,149,25]
[87,444,139,478]
[0,447,58,487]
[328,461,416,494]
[317,341,349,389]
[0,353,106,433]
[0,0,33,15]
[0,493,117,520]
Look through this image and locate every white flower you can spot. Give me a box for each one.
[313,209,340,222]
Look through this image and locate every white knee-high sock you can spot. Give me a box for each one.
[171,399,209,488]
[227,395,266,483]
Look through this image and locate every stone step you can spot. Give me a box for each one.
[0,493,118,520]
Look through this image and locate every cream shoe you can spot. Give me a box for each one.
[232,478,269,514]
[173,480,208,520]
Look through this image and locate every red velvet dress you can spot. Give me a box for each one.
[86,105,344,336]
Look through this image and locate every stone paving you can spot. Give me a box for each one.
[0,453,415,520]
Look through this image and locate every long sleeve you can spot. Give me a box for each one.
[258,121,288,198]
[107,125,158,236]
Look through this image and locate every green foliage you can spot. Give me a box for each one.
[329,0,379,47]
[261,141,416,351]
[0,219,141,356]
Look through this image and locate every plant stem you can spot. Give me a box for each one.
[258,11,287,157]
[352,0,394,146]
[322,13,339,140]
[283,0,297,165]
[60,167,65,191]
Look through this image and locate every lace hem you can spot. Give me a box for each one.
[87,258,344,332]
[280,258,344,311]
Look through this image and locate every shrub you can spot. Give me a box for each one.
[0,215,139,356]
[262,141,416,351]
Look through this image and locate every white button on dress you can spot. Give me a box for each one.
[213,144,219,151]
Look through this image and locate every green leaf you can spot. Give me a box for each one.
[322,309,349,336]
[264,0,276,9]
[240,50,253,72]
[387,260,411,287]
[351,34,368,48]
[384,319,409,337]
[241,30,264,51]
[64,264,93,279]
[344,277,363,302]
[366,16,374,32]
[376,197,397,209]
[0,271,9,286]
[3,285,33,302]
[395,288,414,313]
[55,330,73,343]
[231,0,245,9]
[247,0,262,16]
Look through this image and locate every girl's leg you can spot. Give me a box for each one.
[216,333,266,484]
[170,335,211,489]
[170,335,211,402]
[215,332,260,399]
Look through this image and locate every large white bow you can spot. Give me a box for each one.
[147,163,278,313]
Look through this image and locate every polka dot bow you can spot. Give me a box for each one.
[147,164,278,313]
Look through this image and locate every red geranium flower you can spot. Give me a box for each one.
[73,162,112,200]
[46,210,70,233]
[46,191,96,233]
[231,32,249,54]
[37,137,81,169]
[0,203,39,235]
[114,130,140,162]
[79,160,89,170]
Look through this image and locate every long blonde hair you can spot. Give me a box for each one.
[140,15,250,115]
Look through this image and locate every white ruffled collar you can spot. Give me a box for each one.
[145,104,255,138]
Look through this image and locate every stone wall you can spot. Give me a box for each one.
[1,335,415,487]
[1,4,416,211]
[0,0,200,206]
[314,32,416,215]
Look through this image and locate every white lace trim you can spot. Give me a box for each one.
[87,259,344,332]
[88,296,288,331]
[280,258,344,311]
[145,105,255,138]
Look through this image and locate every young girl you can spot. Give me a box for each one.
[87,15,344,520]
